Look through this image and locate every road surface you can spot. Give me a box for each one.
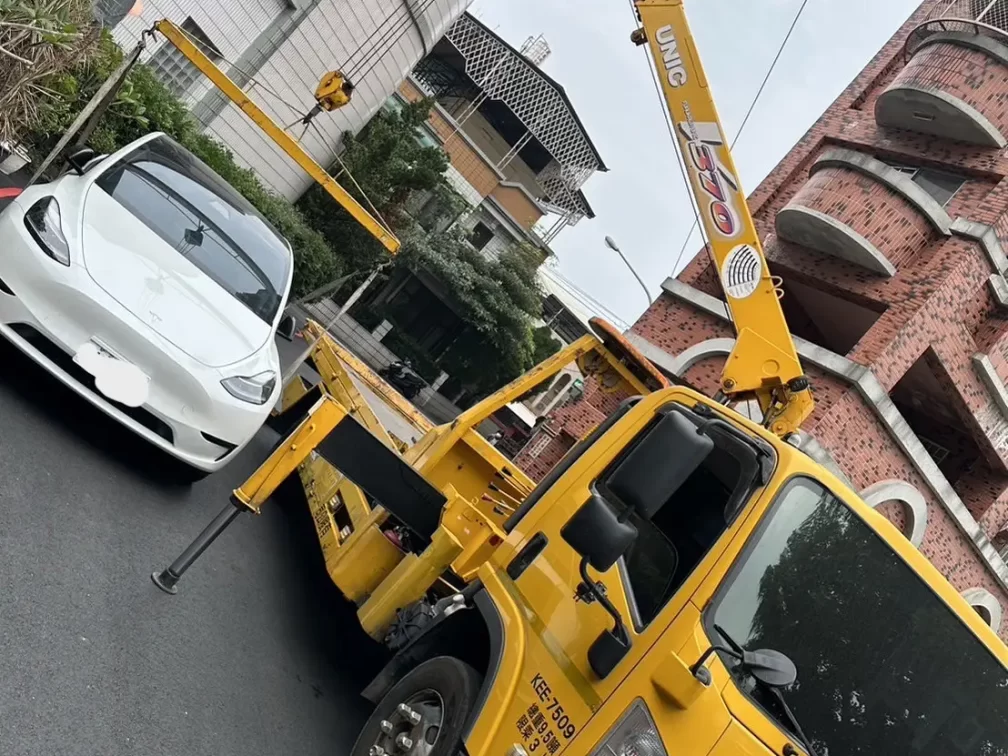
[0,336,388,755]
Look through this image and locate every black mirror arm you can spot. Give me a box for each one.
[689,644,741,678]
[771,688,818,756]
[578,557,629,645]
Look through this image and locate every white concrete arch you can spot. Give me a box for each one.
[666,337,735,376]
[860,480,929,549]
[961,587,1003,634]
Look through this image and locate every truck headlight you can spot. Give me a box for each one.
[221,371,277,405]
[591,700,667,756]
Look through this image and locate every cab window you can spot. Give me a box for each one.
[707,476,1008,755]
[598,408,762,628]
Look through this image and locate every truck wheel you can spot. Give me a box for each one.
[351,656,483,756]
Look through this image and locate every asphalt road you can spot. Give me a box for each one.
[0,336,389,755]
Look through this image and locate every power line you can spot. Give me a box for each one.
[540,267,631,330]
[668,0,812,277]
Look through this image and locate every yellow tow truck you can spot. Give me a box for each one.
[155,2,1008,755]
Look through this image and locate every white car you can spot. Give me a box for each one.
[0,132,296,479]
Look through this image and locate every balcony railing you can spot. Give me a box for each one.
[908,0,1008,54]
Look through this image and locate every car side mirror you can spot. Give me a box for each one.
[277,313,297,342]
[65,145,97,176]
[606,411,714,520]
[561,493,636,572]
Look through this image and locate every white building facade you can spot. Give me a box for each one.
[97,0,472,201]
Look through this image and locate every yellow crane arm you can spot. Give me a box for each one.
[154,19,400,254]
[632,0,813,436]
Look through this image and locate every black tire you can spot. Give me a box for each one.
[350,656,483,756]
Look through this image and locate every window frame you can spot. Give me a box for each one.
[469,220,495,251]
[885,161,965,208]
[700,473,1008,753]
[594,403,770,632]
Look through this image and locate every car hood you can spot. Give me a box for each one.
[80,187,272,368]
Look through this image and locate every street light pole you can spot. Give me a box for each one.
[605,236,653,305]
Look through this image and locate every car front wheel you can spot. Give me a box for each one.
[351,656,483,756]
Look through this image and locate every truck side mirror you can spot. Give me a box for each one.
[561,493,636,572]
[562,495,637,679]
[65,145,97,176]
[606,411,714,520]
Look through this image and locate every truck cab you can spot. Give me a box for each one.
[356,386,1008,756]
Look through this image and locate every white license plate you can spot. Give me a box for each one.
[74,340,150,408]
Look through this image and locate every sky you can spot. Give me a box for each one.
[467,0,924,324]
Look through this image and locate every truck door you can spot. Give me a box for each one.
[521,397,786,756]
[499,394,775,731]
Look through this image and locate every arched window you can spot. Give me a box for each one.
[961,588,1003,633]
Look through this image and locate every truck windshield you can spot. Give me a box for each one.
[708,476,1008,756]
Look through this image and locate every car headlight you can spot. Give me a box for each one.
[591,700,667,756]
[24,197,70,266]
[221,371,277,405]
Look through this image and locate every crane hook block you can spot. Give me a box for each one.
[315,70,355,112]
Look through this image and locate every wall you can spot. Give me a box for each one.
[119,0,473,202]
[491,183,544,231]
[400,80,502,200]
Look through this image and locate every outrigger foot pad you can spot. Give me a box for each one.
[151,569,180,595]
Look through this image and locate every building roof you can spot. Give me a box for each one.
[539,266,630,332]
[460,12,608,172]
[415,12,606,221]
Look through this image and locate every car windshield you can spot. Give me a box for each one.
[94,135,291,324]
[708,476,1008,756]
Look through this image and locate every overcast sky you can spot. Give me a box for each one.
[467,0,923,324]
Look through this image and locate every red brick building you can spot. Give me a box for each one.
[517,0,1008,639]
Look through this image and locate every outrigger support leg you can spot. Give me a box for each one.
[151,393,349,595]
[151,502,244,594]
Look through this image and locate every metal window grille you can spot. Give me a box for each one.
[441,14,603,223]
[919,436,951,465]
[911,0,1008,53]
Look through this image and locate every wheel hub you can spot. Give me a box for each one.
[369,690,444,756]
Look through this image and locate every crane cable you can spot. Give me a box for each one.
[666,0,813,277]
[625,0,711,308]
[347,0,441,82]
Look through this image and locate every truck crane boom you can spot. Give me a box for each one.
[632,0,814,438]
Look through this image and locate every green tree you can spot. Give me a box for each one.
[395,229,550,399]
[532,325,562,364]
[296,99,449,276]
[730,487,1008,756]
